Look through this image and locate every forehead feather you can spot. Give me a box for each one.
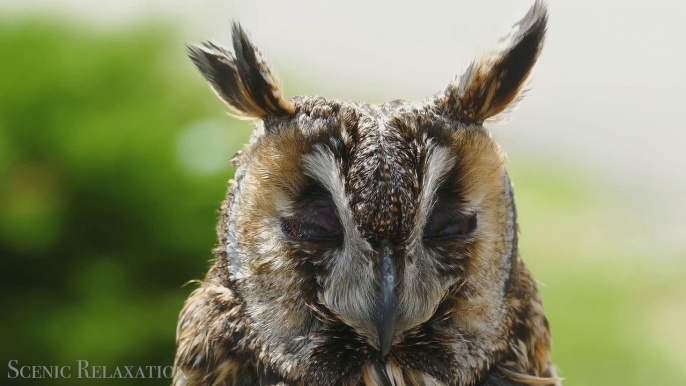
[257,96,497,241]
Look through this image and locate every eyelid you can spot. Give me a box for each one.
[279,216,343,243]
[423,212,477,240]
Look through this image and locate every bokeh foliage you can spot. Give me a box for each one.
[0,18,684,386]
[0,19,250,386]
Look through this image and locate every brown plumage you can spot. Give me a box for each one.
[175,1,559,385]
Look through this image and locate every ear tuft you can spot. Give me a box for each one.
[187,23,295,119]
[440,0,547,123]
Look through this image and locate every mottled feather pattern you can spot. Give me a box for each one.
[177,1,557,385]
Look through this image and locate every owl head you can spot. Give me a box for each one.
[183,1,554,384]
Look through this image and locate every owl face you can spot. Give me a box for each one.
[186,1,547,383]
[227,99,512,354]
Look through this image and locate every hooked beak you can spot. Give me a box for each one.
[376,240,398,356]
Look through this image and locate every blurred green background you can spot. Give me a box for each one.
[1,15,685,386]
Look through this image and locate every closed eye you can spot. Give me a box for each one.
[279,187,343,243]
[280,216,343,242]
[423,212,477,240]
[422,191,478,240]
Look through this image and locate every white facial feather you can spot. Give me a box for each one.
[302,146,379,341]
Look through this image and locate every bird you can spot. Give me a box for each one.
[174,1,559,385]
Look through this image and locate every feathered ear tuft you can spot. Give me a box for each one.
[187,23,295,119]
[440,0,547,123]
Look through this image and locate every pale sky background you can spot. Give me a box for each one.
[3,0,685,256]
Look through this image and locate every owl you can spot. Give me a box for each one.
[174,1,558,385]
